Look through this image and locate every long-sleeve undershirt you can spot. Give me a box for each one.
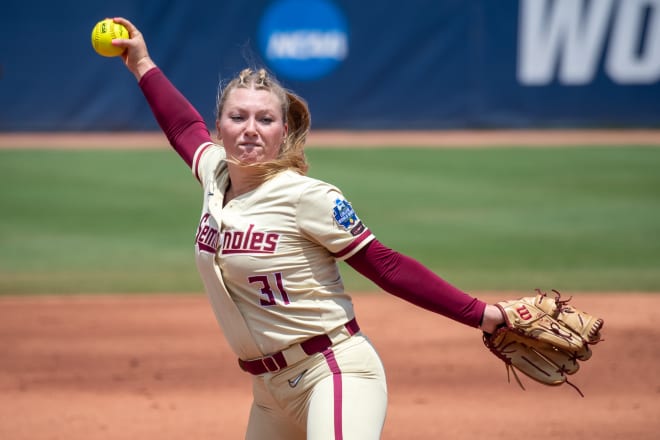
[347,239,486,328]
[138,67,210,167]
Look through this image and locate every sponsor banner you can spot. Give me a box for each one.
[0,0,658,130]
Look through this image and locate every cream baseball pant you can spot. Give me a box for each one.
[244,334,388,440]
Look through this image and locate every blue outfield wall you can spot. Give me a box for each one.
[1,0,659,131]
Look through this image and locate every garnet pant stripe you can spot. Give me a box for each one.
[322,349,343,440]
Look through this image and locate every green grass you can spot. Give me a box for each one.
[310,147,660,292]
[1,146,659,294]
[0,150,202,293]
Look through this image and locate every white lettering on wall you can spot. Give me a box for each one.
[518,0,660,85]
[607,0,660,84]
[266,31,348,60]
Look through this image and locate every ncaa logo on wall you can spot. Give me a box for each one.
[258,0,349,81]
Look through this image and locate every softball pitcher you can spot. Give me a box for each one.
[113,17,505,440]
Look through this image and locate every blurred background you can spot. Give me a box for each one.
[1,0,659,131]
[1,0,659,294]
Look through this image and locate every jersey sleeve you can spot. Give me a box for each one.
[297,180,374,260]
[191,142,227,186]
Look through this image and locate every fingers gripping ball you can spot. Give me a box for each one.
[483,289,604,396]
[91,19,128,57]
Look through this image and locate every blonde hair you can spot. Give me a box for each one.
[216,68,311,180]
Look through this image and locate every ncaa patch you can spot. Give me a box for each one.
[333,198,358,230]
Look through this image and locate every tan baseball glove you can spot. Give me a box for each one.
[483,289,604,396]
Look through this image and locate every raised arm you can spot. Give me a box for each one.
[111,17,212,168]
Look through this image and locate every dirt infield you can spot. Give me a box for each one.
[1,292,658,440]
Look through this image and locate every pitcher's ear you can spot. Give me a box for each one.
[215,120,223,141]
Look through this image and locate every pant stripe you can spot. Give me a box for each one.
[322,349,343,440]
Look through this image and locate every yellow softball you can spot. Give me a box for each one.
[91,19,128,57]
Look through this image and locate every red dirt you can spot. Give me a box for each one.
[1,292,658,439]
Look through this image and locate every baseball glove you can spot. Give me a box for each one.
[483,289,604,396]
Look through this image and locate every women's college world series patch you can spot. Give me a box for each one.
[333,198,366,236]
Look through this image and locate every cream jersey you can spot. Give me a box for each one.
[191,142,374,360]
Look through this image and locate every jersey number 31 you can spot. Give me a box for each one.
[248,273,291,306]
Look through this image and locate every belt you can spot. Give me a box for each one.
[238,318,360,375]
